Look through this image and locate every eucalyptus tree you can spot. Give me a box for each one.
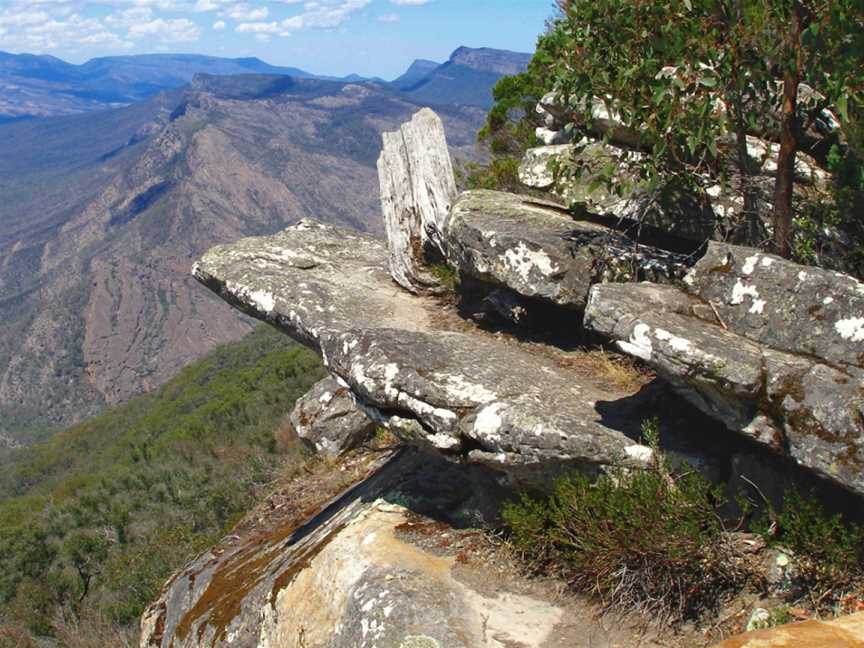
[551,0,863,256]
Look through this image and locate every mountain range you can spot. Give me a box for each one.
[0,46,529,446]
[0,46,530,120]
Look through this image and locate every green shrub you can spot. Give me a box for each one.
[502,426,743,622]
[759,489,864,602]
[464,158,523,192]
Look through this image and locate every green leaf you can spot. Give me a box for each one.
[837,93,849,123]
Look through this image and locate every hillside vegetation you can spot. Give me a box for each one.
[0,325,325,642]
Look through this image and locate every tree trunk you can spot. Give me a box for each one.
[733,80,765,245]
[772,68,799,258]
[771,4,805,258]
[728,0,763,246]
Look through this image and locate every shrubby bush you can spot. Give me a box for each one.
[503,421,746,622]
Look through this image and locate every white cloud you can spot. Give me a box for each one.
[0,9,133,52]
[105,7,154,28]
[128,17,201,42]
[390,0,432,5]
[378,13,399,23]
[236,21,279,33]
[224,3,268,21]
[212,19,226,29]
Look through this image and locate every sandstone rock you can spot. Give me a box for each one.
[535,126,575,146]
[193,219,655,478]
[290,376,376,456]
[584,247,864,495]
[713,611,864,648]
[684,242,864,370]
[377,108,457,293]
[518,144,571,190]
[446,190,688,309]
[140,448,570,648]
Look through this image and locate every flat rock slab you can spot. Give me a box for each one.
[142,448,668,648]
[586,282,864,495]
[446,190,687,310]
[193,219,652,475]
[686,241,864,370]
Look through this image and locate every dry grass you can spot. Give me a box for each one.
[566,349,650,392]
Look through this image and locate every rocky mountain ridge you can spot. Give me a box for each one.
[0,46,531,120]
[0,75,491,444]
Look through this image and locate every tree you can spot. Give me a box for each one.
[548,0,863,256]
[764,0,864,256]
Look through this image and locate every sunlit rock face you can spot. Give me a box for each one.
[586,241,864,495]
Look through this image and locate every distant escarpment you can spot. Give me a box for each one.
[0,70,493,444]
[143,107,864,646]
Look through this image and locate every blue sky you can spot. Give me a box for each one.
[0,0,554,79]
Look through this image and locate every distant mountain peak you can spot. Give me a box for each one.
[391,58,441,90]
[447,46,532,76]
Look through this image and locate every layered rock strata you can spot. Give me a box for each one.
[446,189,688,309]
[192,219,654,476]
[585,242,864,495]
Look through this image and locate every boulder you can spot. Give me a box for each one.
[584,243,864,495]
[377,108,457,293]
[290,376,376,456]
[446,190,688,310]
[193,219,656,478]
[684,242,864,370]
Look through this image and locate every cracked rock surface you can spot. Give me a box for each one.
[290,376,376,456]
[585,242,864,495]
[446,190,687,310]
[193,219,653,476]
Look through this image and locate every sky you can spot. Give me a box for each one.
[0,0,554,79]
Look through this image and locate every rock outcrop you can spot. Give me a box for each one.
[446,189,688,309]
[192,219,656,477]
[585,242,864,495]
[289,376,376,456]
[518,141,718,242]
[378,108,457,294]
[153,106,864,648]
[141,447,670,648]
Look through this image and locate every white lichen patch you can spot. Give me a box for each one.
[473,403,504,442]
[835,317,864,342]
[434,373,497,404]
[761,257,774,268]
[749,299,767,314]
[654,328,692,353]
[742,255,760,275]
[501,242,559,284]
[427,432,461,450]
[731,279,760,306]
[824,296,835,305]
[617,322,653,361]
